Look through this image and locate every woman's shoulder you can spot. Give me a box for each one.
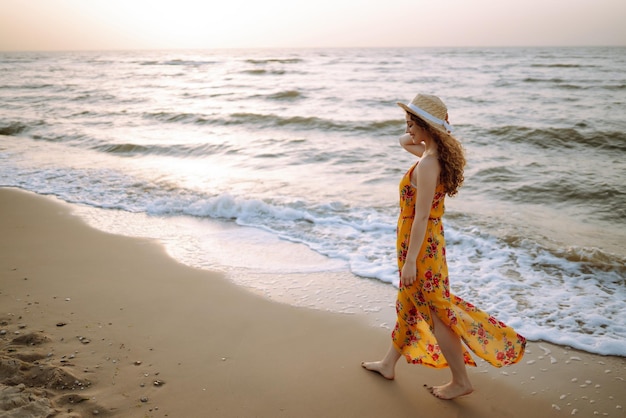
[414,154,440,185]
[417,154,440,171]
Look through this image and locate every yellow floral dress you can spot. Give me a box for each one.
[393,162,526,368]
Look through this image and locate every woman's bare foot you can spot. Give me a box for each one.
[428,381,473,400]
[360,361,395,380]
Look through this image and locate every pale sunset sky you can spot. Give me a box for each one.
[1,0,624,51]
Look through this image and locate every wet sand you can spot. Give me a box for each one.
[1,188,624,417]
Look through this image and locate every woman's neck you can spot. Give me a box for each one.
[422,137,438,158]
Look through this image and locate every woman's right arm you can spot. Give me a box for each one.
[399,133,425,157]
[400,155,439,286]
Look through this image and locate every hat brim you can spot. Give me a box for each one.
[397,102,415,116]
[397,102,451,134]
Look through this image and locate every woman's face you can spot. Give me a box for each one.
[405,114,424,144]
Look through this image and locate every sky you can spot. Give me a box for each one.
[1,0,625,51]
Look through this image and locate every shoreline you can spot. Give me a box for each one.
[1,187,624,417]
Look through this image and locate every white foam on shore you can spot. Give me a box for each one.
[66,200,626,357]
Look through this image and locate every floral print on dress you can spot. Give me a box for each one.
[391,162,526,368]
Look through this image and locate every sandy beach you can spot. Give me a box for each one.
[1,187,624,417]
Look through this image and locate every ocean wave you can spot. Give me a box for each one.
[0,122,30,136]
[138,59,217,66]
[245,58,303,64]
[445,223,626,356]
[521,77,593,89]
[266,90,304,100]
[472,166,519,183]
[530,63,590,68]
[70,93,117,103]
[91,141,236,158]
[558,84,584,90]
[591,130,626,152]
[6,83,55,90]
[556,246,626,275]
[143,111,210,125]
[229,113,343,130]
[92,143,151,155]
[500,178,625,213]
[363,119,404,132]
[142,110,400,134]
[523,77,566,83]
[488,126,626,152]
[488,126,576,149]
[241,69,286,75]
[604,84,626,91]
[228,113,402,133]
[0,54,40,64]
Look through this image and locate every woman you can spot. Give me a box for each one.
[362,93,526,400]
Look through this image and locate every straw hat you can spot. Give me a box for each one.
[397,93,453,134]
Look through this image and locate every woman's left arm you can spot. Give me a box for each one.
[401,157,439,286]
[399,133,425,157]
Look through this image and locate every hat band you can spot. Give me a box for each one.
[407,103,453,133]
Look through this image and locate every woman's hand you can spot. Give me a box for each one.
[399,133,425,157]
[401,261,417,286]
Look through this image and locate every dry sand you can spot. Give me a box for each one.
[0,187,624,417]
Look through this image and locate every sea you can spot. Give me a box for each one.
[1,47,624,357]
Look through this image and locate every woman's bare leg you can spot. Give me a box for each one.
[430,310,473,399]
[361,344,401,380]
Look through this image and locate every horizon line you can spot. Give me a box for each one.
[2,44,625,53]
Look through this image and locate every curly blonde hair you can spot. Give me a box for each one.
[409,113,465,196]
